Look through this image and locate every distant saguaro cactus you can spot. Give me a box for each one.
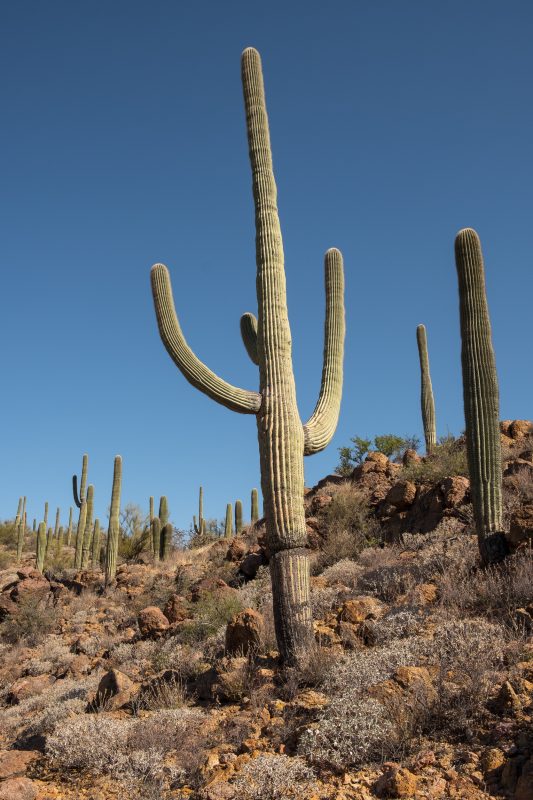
[224,503,233,539]
[44,502,49,527]
[66,507,73,547]
[455,228,505,565]
[81,485,94,569]
[235,500,243,535]
[105,456,122,585]
[251,488,259,525]
[54,507,60,539]
[36,522,46,573]
[14,497,23,527]
[16,509,26,562]
[91,519,101,569]
[150,48,345,665]
[416,324,437,453]
[159,496,169,528]
[193,486,205,535]
[73,454,88,509]
[160,522,172,561]
[151,516,161,562]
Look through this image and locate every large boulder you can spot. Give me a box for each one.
[339,596,385,624]
[7,674,55,705]
[385,480,417,511]
[508,505,533,547]
[92,668,136,711]
[163,594,189,623]
[137,606,169,637]
[225,608,264,656]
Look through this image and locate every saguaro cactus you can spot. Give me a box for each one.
[151,517,161,562]
[36,522,46,573]
[66,507,73,547]
[193,486,206,535]
[251,488,259,525]
[16,510,26,562]
[224,503,233,539]
[54,507,61,539]
[235,500,243,535]
[160,523,172,561]
[73,454,88,509]
[91,519,101,569]
[159,496,169,527]
[455,228,505,564]
[105,456,122,585]
[416,324,437,453]
[150,48,345,665]
[81,485,94,569]
[14,497,23,527]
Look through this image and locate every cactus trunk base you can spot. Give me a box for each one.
[479,532,509,566]
[269,548,313,666]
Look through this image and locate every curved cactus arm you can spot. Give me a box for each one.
[151,264,261,414]
[73,454,88,509]
[302,248,345,455]
[240,312,259,365]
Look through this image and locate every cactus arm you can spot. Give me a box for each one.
[151,264,261,414]
[416,324,437,453]
[240,312,259,365]
[73,454,88,509]
[455,228,504,563]
[302,248,346,455]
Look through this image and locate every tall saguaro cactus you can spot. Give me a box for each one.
[36,522,46,573]
[150,48,345,664]
[73,454,88,509]
[105,456,122,585]
[416,324,437,453]
[224,503,233,539]
[455,228,505,564]
[251,488,259,525]
[235,500,243,535]
[193,486,206,535]
[81,485,94,569]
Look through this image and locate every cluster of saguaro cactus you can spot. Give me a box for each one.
[416,324,437,453]
[455,228,505,565]
[150,48,345,664]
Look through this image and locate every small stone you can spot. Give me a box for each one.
[137,606,170,637]
[374,763,418,798]
[7,674,54,705]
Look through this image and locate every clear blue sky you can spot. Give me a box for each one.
[2,1,532,532]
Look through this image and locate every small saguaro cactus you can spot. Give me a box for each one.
[251,488,259,525]
[235,500,243,535]
[416,324,437,453]
[160,523,172,561]
[193,486,206,535]
[224,503,233,539]
[66,507,73,547]
[151,516,161,562]
[91,519,101,569]
[44,502,49,527]
[14,497,23,527]
[73,454,88,509]
[45,527,53,559]
[105,456,122,585]
[455,228,505,565]
[16,510,26,562]
[159,496,169,527]
[55,526,64,558]
[150,48,345,664]
[54,507,60,539]
[81,485,94,569]
[36,522,46,573]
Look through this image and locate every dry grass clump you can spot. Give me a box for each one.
[0,593,57,646]
[229,753,320,800]
[318,485,380,568]
[402,435,468,483]
[319,558,362,588]
[47,707,206,796]
[179,589,243,644]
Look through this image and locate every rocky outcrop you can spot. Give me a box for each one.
[225,608,264,656]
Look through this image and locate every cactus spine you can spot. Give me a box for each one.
[160,523,171,561]
[224,503,233,538]
[251,488,259,525]
[150,48,345,665]
[235,500,243,535]
[151,516,161,562]
[105,456,122,585]
[455,228,505,564]
[91,519,101,569]
[416,324,437,453]
[81,485,94,569]
[36,522,46,573]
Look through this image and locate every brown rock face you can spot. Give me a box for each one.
[7,674,55,705]
[137,606,170,637]
[239,551,266,579]
[0,751,39,780]
[508,505,533,547]
[500,420,513,437]
[441,475,470,507]
[402,448,421,466]
[94,669,135,711]
[225,537,247,562]
[0,777,38,800]
[190,577,237,603]
[374,763,419,798]
[510,420,533,439]
[225,608,264,656]
[339,596,385,624]
[385,480,417,511]
[9,574,50,603]
[310,493,333,514]
[163,594,189,623]
[515,757,533,800]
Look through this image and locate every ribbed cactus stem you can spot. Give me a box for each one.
[416,324,437,454]
[91,520,101,569]
[44,502,48,527]
[73,454,88,509]
[224,503,233,538]
[149,496,154,522]
[16,511,25,562]
[149,48,345,665]
[251,488,259,525]
[240,312,259,364]
[15,497,23,527]
[151,517,161,562]
[55,526,64,558]
[235,500,243,535]
[193,486,204,534]
[159,496,169,527]
[81,485,94,569]
[74,500,87,569]
[54,507,60,539]
[36,522,46,573]
[66,507,73,547]
[160,522,172,561]
[105,456,122,585]
[455,228,505,564]
[45,527,53,559]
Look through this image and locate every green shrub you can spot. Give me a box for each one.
[336,434,420,474]
[402,434,468,483]
[179,590,243,643]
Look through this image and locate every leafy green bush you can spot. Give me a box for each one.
[402,434,468,483]
[336,434,420,474]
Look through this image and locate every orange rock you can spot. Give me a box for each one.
[339,596,385,624]
[137,605,170,637]
[225,608,264,656]
[374,763,418,798]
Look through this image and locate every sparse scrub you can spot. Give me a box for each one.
[1,593,57,646]
[402,434,468,482]
[179,590,243,643]
[318,485,380,568]
[230,754,320,799]
[319,558,362,588]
